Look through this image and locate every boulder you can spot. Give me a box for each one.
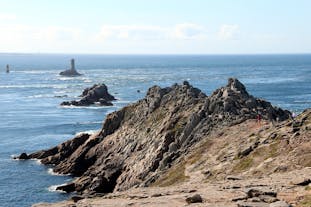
[61,83,116,106]
[185,194,203,204]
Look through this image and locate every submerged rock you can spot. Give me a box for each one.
[24,78,291,194]
[61,83,116,106]
[59,59,81,76]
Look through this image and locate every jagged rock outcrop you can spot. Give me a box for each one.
[61,83,116,106]
[59,59,82,76]
[18,78,291,195]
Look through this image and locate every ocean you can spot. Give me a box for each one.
[0,54,310,207]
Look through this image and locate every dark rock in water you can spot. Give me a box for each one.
[54,95,68,98]
[23,78,291,195]
[59,59,82,76]
[56,183,76,193]
[61,83,116,106]
[15,152,29,160]
[185,194,203,204]
[59,69,81,76]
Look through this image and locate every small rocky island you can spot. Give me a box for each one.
[61,83,116,106]
[17,78,311,207]
[59,59,82,76]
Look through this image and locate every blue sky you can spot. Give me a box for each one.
[0,0,310,54]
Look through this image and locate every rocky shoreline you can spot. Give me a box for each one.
[16,78,311,207]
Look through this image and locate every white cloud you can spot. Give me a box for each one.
[96,25,167,41]
[0,24,83,52]
[218,24,239,40]
[36,26,81,41]
[96,23,207,42]
[172,23,207,39]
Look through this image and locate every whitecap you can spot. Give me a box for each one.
[26,94,52,99]
[35,159,42,165]
[0,84,68,89]
[60,105,114,109]
[47,185,66,193]
[17,70,56,74]
[75,130,98,136]
[47,168,71,176]
[77,121,102,125]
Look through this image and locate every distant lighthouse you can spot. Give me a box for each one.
[59,58,82,76]
[6,64,9,73]
[70,59,75,71]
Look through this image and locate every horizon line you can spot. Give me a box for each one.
[0,52,311,56]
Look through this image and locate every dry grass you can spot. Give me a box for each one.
[297,195,311,207]
[151,161,189,187]
[232,156,254,172]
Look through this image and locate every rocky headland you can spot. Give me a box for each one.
[17,78,311,207]
[61,83,116,106]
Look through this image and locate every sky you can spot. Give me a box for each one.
[0,0,310,54]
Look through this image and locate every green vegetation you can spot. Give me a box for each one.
[187,139,213,165]
[252,141,280,160]
[151,161,189,187]
[152,139,213,187]
[233,156,254,172]
[298,195,311,207]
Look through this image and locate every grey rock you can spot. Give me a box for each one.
[61,83,115,106]
[237,202,269,207]
[269,201,292,207]
[246,188,277,198]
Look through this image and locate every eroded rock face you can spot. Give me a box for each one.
[22,78,291,195]
[61,83,116,106]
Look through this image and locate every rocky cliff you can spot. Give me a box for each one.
[18,78,293,198]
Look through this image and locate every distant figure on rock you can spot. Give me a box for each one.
[6,64,9,73]
[59,59,82,76]
[256,113,262,126]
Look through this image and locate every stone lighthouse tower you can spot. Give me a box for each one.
[59,58,82,76]
[70,59,75,71]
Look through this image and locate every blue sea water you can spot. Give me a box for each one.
[0,54,310,207]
